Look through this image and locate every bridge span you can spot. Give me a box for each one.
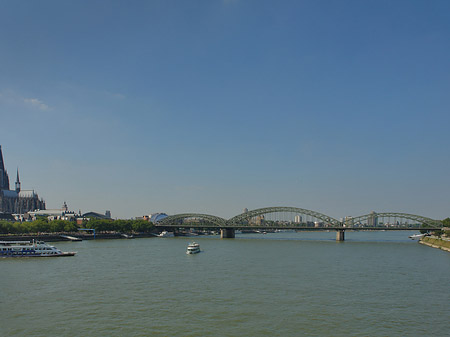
[156,207,443,241]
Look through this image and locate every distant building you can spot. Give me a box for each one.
[148,213,168,223]
[82,211,111,220]
[344,216,354,227]
[137,213,168,223]
[255,215,265,226]
[0,145,45,214]
[294,215,302,223]
[28,202,77,221]
[367,211,378,227]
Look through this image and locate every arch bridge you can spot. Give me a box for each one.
[228,206,341,226]
[155,207,442,240]
[157,213,227,228]
[346,212,442,228]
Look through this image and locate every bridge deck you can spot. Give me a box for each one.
[155,225,440,231]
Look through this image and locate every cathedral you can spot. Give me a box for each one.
[0,145,46,214]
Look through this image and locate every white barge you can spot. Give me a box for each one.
[0,240,76,257]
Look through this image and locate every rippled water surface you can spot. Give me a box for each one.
[1,231,449,336]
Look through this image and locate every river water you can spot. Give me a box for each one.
[1,231,449,336]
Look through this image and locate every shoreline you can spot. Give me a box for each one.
[419,236,450,252]
[0,232,157,242]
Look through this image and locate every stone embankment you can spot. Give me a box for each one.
[420,236,450,252]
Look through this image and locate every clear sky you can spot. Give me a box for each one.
[1,0,449,220]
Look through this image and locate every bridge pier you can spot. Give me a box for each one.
[336,230,345,241]
[221,228,235,239]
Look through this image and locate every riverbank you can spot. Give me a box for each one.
[0,232,157,242]
[419,236,450,252]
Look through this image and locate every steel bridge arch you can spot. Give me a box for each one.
[157,213,227,227]
[349,212,442,227]
[227,207,341,226]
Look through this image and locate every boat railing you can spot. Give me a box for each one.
[0,240,34,245]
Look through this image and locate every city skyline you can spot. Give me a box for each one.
[1,1,449,219]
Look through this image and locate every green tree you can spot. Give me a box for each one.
[115,220,133,232]
[132,220,153,233]
[13,221,29,234]
[49,220,67,232]
[0,220,14,234]
[64,222,78,232]
[88,219,114,232]
[29,218,51,233]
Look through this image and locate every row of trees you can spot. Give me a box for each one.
[0,218,156,235]
[84,219,155,233]
[0,219,78,234]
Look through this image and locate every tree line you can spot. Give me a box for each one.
[0,218,155,235]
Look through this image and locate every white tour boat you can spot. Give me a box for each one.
[186,242,200,254]
[0,240,76,258]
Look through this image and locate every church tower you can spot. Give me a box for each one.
[15,168,21,193]
[0,145,10,190]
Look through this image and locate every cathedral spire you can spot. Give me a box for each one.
[0,145,10,190]
[15,167,21,193]
[0,145,5,172]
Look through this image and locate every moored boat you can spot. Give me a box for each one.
[409,233,426,240]
[121,233,134,239]
[158,231,174,238]
[0,240,76,257]
[186,242,200,254]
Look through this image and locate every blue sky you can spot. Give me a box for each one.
[1,0,449,219]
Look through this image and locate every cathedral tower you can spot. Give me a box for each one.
[15,168,21,193]
[0,145,10,190]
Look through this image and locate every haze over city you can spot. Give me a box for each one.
[1,0,449,220]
